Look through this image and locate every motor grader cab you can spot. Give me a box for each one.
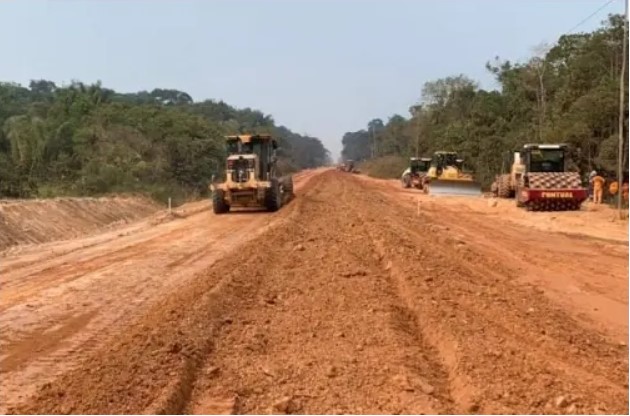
[424,151,482,196]
[210,134,294,214]
[401,157,431,189]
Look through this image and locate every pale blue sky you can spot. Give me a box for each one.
[0,0,624,157]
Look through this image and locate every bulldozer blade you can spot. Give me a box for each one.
[428,180,482,197]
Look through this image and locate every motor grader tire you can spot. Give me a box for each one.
[281,176,294,204]
[212,189,230,214]
[284,176,294,196]
[265,179,282,212]
[497,175,512,198]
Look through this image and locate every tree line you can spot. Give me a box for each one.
[0,81,330,202]
[341,14,628,187]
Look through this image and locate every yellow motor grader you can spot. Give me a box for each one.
[423,151,482,196]
[210,134,293,214]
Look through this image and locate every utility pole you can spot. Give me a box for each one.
[618,0,628,217]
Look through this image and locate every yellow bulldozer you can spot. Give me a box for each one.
[210,134,293,213]
[424,151,482,196]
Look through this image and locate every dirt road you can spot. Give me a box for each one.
[2,170,628,414]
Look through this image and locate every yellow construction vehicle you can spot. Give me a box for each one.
[424,151,482,196]
[401,157,431,189]
[344,160,359,173]
[210,134,293,213]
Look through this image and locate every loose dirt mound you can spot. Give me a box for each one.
[0,196,160,251]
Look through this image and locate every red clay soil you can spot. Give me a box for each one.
[0,196,160,252]
[2,170,627,414]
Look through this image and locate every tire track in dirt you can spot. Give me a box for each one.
[0,226,198,312]
[352,207,480,413]
[0,311,97,373]
[365,177,628,344]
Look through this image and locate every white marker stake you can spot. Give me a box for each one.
[168,197,172,214]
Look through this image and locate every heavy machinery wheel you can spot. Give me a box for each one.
[284,175,294,195]
[497,175,511,198]
[421,177,430,193]
[281,175,294,204]
[212,189,230,214]
[265,179,282,212]
[402,174,411,188]
[513,186,523,207]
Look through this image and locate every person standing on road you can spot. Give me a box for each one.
[592,172,605,204]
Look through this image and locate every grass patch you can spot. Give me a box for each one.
[30,181,198,207]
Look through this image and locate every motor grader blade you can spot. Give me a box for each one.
[428,179,482,197]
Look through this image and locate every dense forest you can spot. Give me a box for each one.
[0,81,330,202]
[342,14,628,187]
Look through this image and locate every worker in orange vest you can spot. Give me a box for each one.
[591,172,606,204]
[609,180,619,197]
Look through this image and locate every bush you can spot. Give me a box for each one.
[359,156,408,179]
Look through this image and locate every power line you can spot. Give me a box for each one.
[616,0,628,217]
[567,0,617,33]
